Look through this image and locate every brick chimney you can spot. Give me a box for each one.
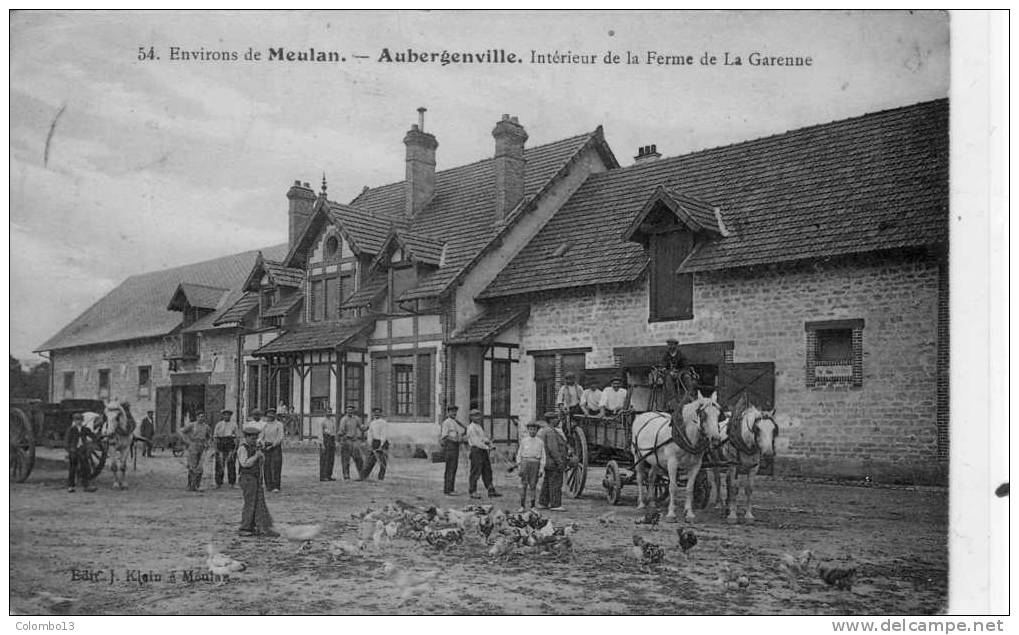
[492,114,528,224]
[287,180,316,249]
[403,107,438,218]
[634,144,661,164]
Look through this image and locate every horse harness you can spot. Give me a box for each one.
[717,411,777,470]
[631,401,714,466]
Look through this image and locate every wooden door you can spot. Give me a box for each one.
[155,385,173,436]
[718,362,775,410]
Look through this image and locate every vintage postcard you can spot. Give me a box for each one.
[7,9,1007,623]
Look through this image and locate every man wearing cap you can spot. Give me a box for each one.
[465,409,502,500]
[180,412,212,492]
[237,423,278,537]
[515,421,546,512]
[360,407,389,481]
[319,406,337,482]
[258,409,285,492]
[537,412,569,511]
[556,372,584,419]
[337,404,365,480]
[599,376,629,418]
[439,405,466,495]
[66,412,97,493]
[138,410,155,457]
[213,409,239,489]
[246,408,264,432]
[662,338,697,403]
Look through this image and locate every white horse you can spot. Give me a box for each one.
[713,403,778,524]
[102,399,136,490]
[631,392,724,522]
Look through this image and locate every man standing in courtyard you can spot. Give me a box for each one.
[466,409,502,500]
[439,404,466,495]
[537,412,569,511]
[213,409,238,489]
[258,409,285,492]
[138,410,155,457]
[180,412,212,492]
[319,407,337,481]
[360,407,389,481]
[337,404,365,480]
[66,412,97,493]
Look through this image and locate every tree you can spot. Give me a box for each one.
[10,356,49,400]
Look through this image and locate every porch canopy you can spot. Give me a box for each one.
[251,318,373,357]
[448,305,530,346]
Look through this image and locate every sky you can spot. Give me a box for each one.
[9,10,951,362]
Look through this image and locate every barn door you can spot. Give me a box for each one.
[155,385,173,436]
[718,362,776,474]
[204,384,227,421]
[533,354,555,419]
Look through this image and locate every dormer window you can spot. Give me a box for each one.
[649,229,693,322]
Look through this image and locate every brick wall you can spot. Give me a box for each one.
[516,250,947,482]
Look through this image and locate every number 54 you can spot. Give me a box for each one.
[138,46,156,61]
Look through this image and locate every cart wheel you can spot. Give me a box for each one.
[603,461,622,505]
[9,407,36,483]
[87,438,109,480]
[653,472,671,504]
[171,440,184,457]
[564,425,588,498]
[693,469,711,510]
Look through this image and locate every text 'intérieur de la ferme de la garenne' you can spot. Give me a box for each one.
[136,46,814,68]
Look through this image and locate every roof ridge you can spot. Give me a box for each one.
[349,130,597,205]
[589,98,947,180]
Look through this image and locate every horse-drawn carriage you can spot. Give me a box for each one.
[9,398,109,482]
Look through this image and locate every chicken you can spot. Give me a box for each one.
[329,539,364,558]
[384,521,400,539]
[737,575,751,591]
[445,508,468,527]
[372,520,389,550]
[630,535,665,567]
[488,536,513,558]
[677,527,698,554]
[477,514,496,540]
[635,510,661,526]
[778,549,816,578]
[553,522,578,537]
[425,526,464,551]
[206,543,246,584]
[818,559,857,590]
[537,520,556,539]
[277,523,322,553]
[359,519,377,542]
[381,562,441,607]
[716,562,741,589]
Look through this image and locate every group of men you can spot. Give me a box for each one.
[317,405,390,482]
[556,373,629,418]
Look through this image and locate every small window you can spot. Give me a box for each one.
[310,365,330,413]
[325,235,340,258]
[63,371,75,399]
[138,366,152,398]
[394,363,414,415]
[806,319,863,387]
[98,369,111,399]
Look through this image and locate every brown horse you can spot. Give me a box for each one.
[712,403,778,523]
[631,391,724,522]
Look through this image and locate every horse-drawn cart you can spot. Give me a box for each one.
[10,399,109,483]
[560,381,714,510]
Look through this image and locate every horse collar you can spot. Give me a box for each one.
[727,417,759,457]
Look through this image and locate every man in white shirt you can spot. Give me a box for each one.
[514,421,546,512]
[439,404,466,495]
[258,410,285,492]
[599,376,629,417]
[580,380,603,416]
[213,409,238,489]
[360,407,388,481]
[466,409,502,500]
[556,372,584,417]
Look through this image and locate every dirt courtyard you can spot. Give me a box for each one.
[9,446,947,615]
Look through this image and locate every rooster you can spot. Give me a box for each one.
[630,535,665,568]
[677,527,698,554]
[818,559,857,590]
[277,523,322,553]
[206,543,246,585]
[381,562,441,607]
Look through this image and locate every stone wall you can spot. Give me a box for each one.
[515,250,947,482]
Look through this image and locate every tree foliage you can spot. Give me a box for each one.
[10,355,49,400]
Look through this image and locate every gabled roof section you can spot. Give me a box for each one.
[242,252,304,292]
[341,272,388,310]
[213,292,259,326]
[252,318,373,356]
[480,99,948,299]
[369,230,446,271]
[37,244,289,351]
[448,305,531,345]
[326,203,392,255]
[622,186,730,246]
[348,128,615,301]
[167,283,229,311]
[263,292,304,319]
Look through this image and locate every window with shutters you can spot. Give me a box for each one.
[98,369,111,399]
[371,350,434,419]
[649,229,693,322]
[310,365,331,412]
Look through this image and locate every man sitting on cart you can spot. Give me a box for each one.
[556,372,584,423]
[598,376,629,419]
[662,337,699,405]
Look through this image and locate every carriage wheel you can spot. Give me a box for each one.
[653,472,671,504]
[171,437,185,457]
[564,426,588,498]
[603,461,622,505]
[693,469,711,510]
[87,439,109,480]
[9,407,35,483]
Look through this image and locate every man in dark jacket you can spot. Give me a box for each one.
[66,413,97,492]
[138,410,155,457]
[537,412,570,511]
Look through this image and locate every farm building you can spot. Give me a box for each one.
[37,99,948,480]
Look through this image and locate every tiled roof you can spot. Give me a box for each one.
[348,130,607,300]
[448,305,531,345]
[262,261,305,288]
[326,204,392,255]
[252,318,372,355]
[263,292,304,318]
[213,292,259,326]
[37,244,288,351]
[341,272,388,309]
[400,232,445,266]
[480,99,948,299]
[167,283,229,311]
[662,187,725,234]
